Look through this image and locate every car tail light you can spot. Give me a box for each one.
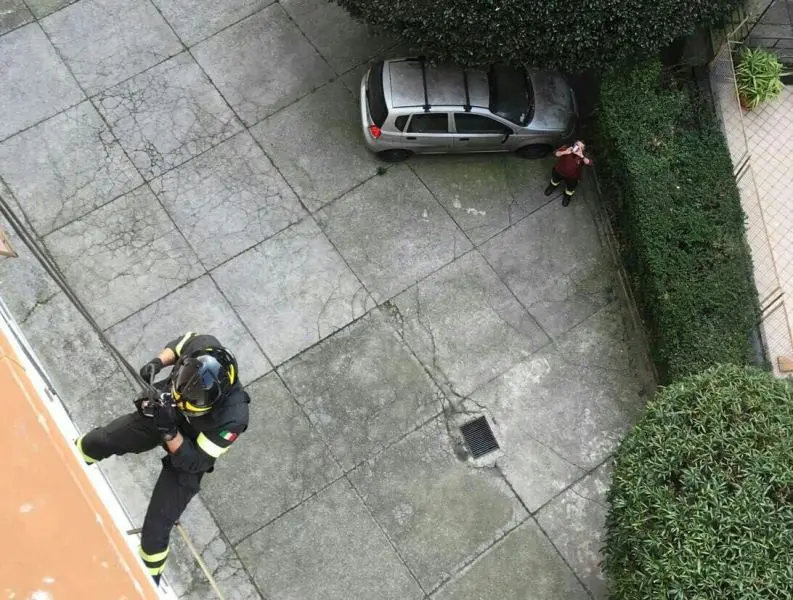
[368,124,381,139]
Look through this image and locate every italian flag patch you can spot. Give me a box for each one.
[220,430,238,442]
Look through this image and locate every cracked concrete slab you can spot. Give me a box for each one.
[95,51,242,180]
[411,155,553,245]
[430,520,589,600]
[0,100,142,236]
[278,311,443,470]
[212,218,373,365]
[105,274,271,383]
[536,461,612,599]
[43,185,205,328]
[250,79,381,212]
[480,198,615,338]
[150,131,306,269]
[349,418,528,591]
[384,251,549,398]
[150,0,274,47]
[280,0,393,74]
[0,0,32,35]
[0,23,83,140]
[316,167,472,302]
[41,0,183,96]
[200,372,342,543]
[468,303,643,506]
[236,477,424,600]
[192,4,334,126]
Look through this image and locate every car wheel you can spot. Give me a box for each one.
[516,144,552,159]
[377,149,413,163]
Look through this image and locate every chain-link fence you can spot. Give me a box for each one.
[709,14,793,377]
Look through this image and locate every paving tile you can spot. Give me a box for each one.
[24,0,76,18]
[385,251,549,398]
[316,167,471,302]
[250,79,380,212]
[43,185,204,329]
[150,0,274,46]
[0,0,33,35]
[468,303,643,500]
[212,218,373,365]
[411,155,553,245]
[349,418,528,591]
[278,311,443,469]
[200,373,341,543]
[192,4,334,126]
[0,23,83,140]
[236,478,423,600]
[105,274,271,383]
[150,131,306,269]
[96,52,242,180]
[480,198,615,338]
[431,521,589,600]
[0,101,142,236]
[280,0,392,73]
[41,0,183,95]
[536,461,612,599]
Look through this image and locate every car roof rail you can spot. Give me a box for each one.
[462,69,471,112]
[419,56,430,112]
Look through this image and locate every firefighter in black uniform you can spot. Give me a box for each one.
[75,332,250,584]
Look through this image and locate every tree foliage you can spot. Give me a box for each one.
[332,0,742,72]
[605,365,793,599]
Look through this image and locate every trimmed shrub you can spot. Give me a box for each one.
[604,365,793,598]
[595,61,758,381]
[331,0,742,73]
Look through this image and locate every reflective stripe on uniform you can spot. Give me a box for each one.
[174,332,195,356]
[146,563,167,576]
[139,546,169,564]
[75,435,97,464]
[196,433,230,458]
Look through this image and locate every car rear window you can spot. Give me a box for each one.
[488,66,534,126]
[366,62,389,127]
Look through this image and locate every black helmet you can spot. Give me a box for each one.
[170,347,237,414]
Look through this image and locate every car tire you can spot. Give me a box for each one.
[516,144,553,159]
[376,149,413,163]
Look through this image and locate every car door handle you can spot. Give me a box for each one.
[458,138,470,141]
[406,136,417,140]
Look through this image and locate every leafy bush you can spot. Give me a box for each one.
[595,61,758,381]
[331,0,742,73]
[604,365,793,599]
[736,47,787,110]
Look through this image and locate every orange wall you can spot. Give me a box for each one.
[0,329,159,599]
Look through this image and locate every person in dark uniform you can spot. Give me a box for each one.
[75,332,250,584]
[544,140,593,206]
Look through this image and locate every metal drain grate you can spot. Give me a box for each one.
[460,416,499,458]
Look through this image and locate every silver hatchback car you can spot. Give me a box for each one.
[360,58,578,162]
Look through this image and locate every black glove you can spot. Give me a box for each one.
[139,357,163,383]
[152,397,179,437]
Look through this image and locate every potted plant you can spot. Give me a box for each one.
[735,47,788,110]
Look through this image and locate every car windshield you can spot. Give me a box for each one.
[488,66,534,126]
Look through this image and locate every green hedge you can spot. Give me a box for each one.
[604,364,793,598]
[595,61,758,381]
[331,0,741,73]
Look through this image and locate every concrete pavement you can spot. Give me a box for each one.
[0,1,650,598]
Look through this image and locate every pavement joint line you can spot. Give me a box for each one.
[229,409,442,549]
[343,472,429,596]
[530,453,614,519]
[407,161,554,342]
[424,517,529,596]
[198,500,272,600]
[532,515,596,600]
[275,0,338,77]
